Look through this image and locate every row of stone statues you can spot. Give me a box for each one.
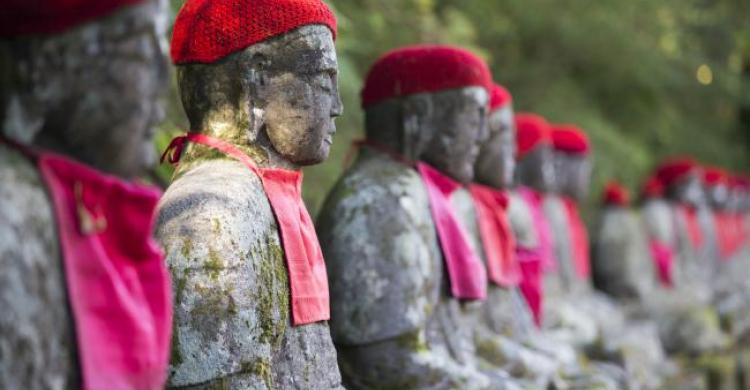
[1,0,749,389]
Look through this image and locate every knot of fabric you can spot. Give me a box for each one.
[160,135,189,165]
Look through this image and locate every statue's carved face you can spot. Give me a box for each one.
[517,145,555,192]
[670,172,705,206]
[705,182,729,210]
[254,27,341,165]
[2,0,169,178]
[419,87,488,184]
[474,105,516,189]
[554,152,592,200]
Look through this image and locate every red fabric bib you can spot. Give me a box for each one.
[417,162,487,300]
[679,205,703,250]
[162,133,329,325]
[649,239,674,288]
[468,183,521,288]
[3,138,172,390]
[516,248,544,327]
[562,198,590,280]
[517,186,557,272]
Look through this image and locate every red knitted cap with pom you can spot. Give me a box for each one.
[603,181,630,206]
[490,84,513,112]
[515,113,551,160]
[551,125,590,155]
[655,157,699,189]
[171,0,337,64]
[641,175,664,199]
[361,45,493,108]
[0,0,145,36]
[703,166,728,186]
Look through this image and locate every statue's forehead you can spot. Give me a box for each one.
[244,26,337,73]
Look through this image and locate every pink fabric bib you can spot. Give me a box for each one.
[468,183,521,288]
[517,186,557,272]
[679,204,703,250]
[516,247,544,327]
[418,162,487,300]
[3,138,172,390]
[649,239,674,288]
[562,198,590,280]
[162,133,329,325]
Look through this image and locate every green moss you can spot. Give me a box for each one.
[475,338,508,367]
[240,359,273,389]
[212,218,221,234]
[205,247,225,280]
[170,327,183,365]
[394,330,429,353]
[181,237,193,260]
[253,240,289,347]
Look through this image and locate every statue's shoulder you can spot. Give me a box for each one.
[156,159,292,387]
[0,145,78,389]
[318,154,441,344]
[507,190,539,248]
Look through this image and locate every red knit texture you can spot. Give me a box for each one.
[0,0,145,36]
[603,181,630,206]
[171,0,337,64]
[515,113,551,160]
[551,124,590,155]
[490,83,512,112]
[361,45,493,108]
[641,175,664,199]
[655,157,699,189]
[703,166,728,186]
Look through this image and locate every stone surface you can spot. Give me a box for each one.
[318,151,496,389]
[156,159,342,389]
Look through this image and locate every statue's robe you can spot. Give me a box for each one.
[156,155,342,389]
[0,144,80,389]
[318,149,498,389]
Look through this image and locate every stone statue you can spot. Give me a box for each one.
[318,45,520,389]
[0,1,171,389]
[154,1,343,388]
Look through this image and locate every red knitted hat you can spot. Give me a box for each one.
[641,175,664,199]
[603,181,630,206]
[490,84,513,112]
[515,113,551,160]
[361,45,493,108]
[171,0,337,64]
[655,157,699,189]
[702,166,728,186]
[0,0,145,36]
[551,125,590,155]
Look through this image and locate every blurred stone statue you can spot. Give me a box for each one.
[155,1,343,388]
[318,45,517,389]
[0,0,172,388]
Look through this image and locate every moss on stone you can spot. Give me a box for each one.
[240,359,273,389]
[475,338,508,367]
[253,239,289,347]
[394,330,428,353]
[170,326,183,366]
[181,237,193,260]
[205,247,224,280]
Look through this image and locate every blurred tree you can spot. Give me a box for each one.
[159,0,749,217]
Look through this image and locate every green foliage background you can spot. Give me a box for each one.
[160,0,750,217]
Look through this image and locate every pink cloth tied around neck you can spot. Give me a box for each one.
[562,198,590,280]
[32,150,171,390]
[417,162,487,300]
[678,204,703,250]
[649,239,674,288]
[517,186,557,272]
[468,183,521,288]
[162,133,329,325]
[516,247,544,327]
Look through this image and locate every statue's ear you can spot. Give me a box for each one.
[400,94,433,160]
[242,52,270,143]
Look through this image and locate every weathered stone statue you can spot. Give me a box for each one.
[0,1,172,389]
[457,85,564,387]
[318,45,519,389]
[593,181,655,301]
[155,1,343,388]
